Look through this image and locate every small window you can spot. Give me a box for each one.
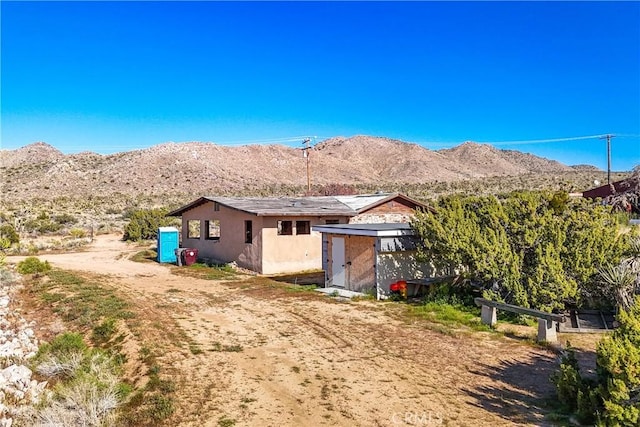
[206,220,220,240]
[187,220,201,239]
[325,219,340,225]
[245,220,252,243]
[296,221,310,235]
[277,220,293,235]
[214,202,220,211]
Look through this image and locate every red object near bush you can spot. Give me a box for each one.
[389,280,407,297]
[183,248,198,266]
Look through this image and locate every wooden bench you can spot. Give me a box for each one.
[474,297,565,343]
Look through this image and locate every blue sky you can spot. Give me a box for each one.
[2,1,639,171]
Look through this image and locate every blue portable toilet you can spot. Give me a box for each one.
[157,227,179,263]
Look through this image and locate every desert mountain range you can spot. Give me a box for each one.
[0,135,596,202]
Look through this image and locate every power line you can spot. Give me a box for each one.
[412,133,640,149]
[39,132,639,154]
[479,134,612,146]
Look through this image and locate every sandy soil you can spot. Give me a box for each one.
[8,235,578,426]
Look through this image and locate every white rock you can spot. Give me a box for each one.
[1,365,32,385]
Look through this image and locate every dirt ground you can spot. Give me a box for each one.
[7,234,599,426]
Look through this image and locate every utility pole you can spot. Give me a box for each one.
[302,138,311,193]
[599,134,615,185]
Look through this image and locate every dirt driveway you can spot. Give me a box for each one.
[9,235,562,426]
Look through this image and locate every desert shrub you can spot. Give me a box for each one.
[412,191,626,311]
[17,256,51,275]
[551,346,600,424]
[28,333,129,427]
[91,318,117,345]
[37,332,87,359]
[123,208,177,241]
[54,213,77,225]
[0,223,19,245]
[69,228,87,239]
[34,332,87,378]
[551,298,640,425]
[597,297,640,426]
[24,217,63,234]
[0,238,9,269]
[551,345,584,412]
[104,207,122,215]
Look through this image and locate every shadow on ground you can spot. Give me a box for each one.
[267,271,325,286]
[464,352,561,425]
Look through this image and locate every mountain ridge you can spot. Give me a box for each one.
[0,136,599,202]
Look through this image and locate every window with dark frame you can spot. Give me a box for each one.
[245,220,252,243]
[277,220,293,235]
[205,220,220,240]
[214,202,220,211]
[187,220,201,239]
[296,221,311,235]
[325,219,340,225]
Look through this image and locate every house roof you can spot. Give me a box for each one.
[582,180,628,199]
[168,196,356,217]
[334,194,391,211]
[168,193,432,217]
[335,193,432,213]
[311,223,416,237]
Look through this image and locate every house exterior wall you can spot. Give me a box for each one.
[350,199,416,224]
[582,181,626,199]
[322,234,331,284]
[376,251,435,297]
[260,216,331,275]
[179,201,263,272]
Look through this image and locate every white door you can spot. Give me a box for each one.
[331,237,346,287]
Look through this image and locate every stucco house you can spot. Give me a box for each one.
[167,193,428,274]
[582,180,627,200]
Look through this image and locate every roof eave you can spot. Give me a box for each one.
[312,225,416,237]
[255,212,356,217]
[167,197,214,216]
[356,193,435,214]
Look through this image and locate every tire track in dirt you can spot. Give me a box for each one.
[11,235,560,426]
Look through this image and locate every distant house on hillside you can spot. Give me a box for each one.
[582,180,628,200]
[167,193,429,274]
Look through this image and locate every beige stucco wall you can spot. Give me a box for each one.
[260,217,329,275]
[180,202,350,274]
[179,201,263,272]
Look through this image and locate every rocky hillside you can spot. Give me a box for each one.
[0,135,584,203]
